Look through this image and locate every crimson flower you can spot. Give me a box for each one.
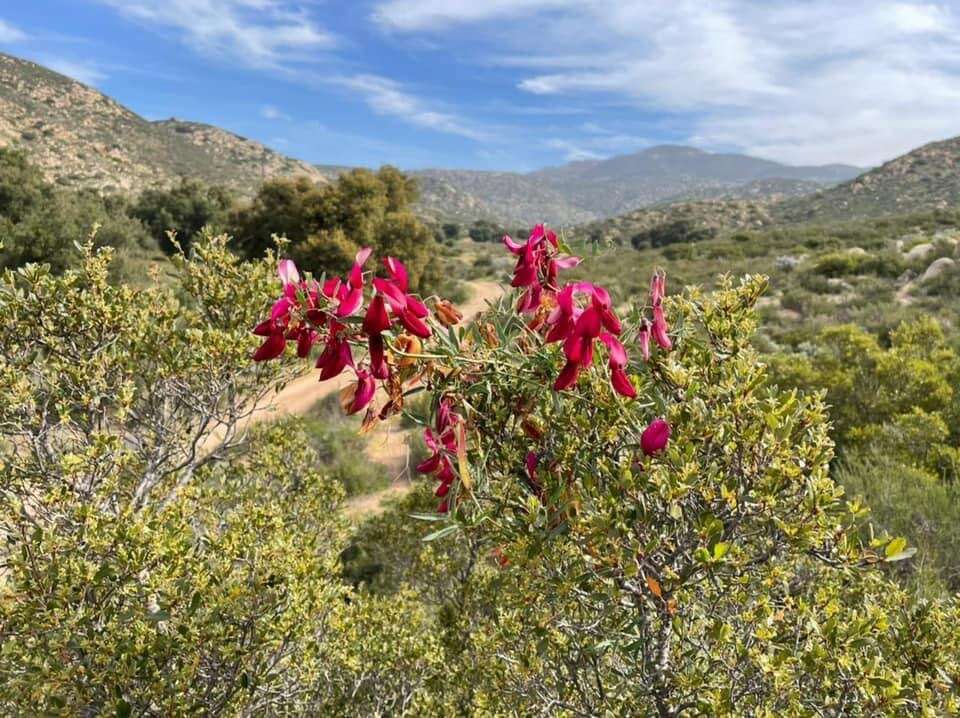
[253,258,320,361]
[641,418,671,456]
[650,271,672,350]
[343,367,376,415]
[504,224,580,313]
[315,321,354,380]
[417,399,462,510]
[373,256,432,338]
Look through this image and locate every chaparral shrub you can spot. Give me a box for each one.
[253,224,960,716]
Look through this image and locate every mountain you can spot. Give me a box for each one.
[527,145,863,219]
[0,52,325,195]
[776,136,960,223]
[574,136,960,246]
[410,146,864,227]
[410,169,596,227]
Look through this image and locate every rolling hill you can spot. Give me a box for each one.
[776,136,960,223]
[0,52,325,196]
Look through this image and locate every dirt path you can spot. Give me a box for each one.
[253,279,503,519]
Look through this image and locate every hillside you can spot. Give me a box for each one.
[0,52,324,195]
[410,169,596,227]
[777,136,960,223]
[574,198,775,246]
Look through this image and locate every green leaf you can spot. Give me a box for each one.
[884,547,917,563]
[422,525,459,542]
[115,699,131,718]
[712,542,730,560]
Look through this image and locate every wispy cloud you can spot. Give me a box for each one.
[0,18,26,43]
[339,74,489,141]
[95,0,489,144]
[261,104,290,121]
[95,0,335,69]
[40,56,108,86]
[372,0,960,165]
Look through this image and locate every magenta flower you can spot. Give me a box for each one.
[641,418,671,456]
[504,224,580,313]
[417,399,462,510]
[344,367,376,415]
[315,322,354,380]
[637,319,651,361]
[252,324,286,361]
[373,256,433,339]
[600,332,636,398]
[335,248,373,317]
[649,271,672,351]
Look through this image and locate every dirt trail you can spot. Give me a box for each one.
[251,280,503,519]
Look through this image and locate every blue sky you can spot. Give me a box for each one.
[1,1,958,171]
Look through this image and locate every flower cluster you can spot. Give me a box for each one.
[253,249,439,419]
[416,398,463,513]
[502,225,637,398]
[252,223,674,516]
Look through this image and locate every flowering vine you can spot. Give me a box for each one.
[251,224,674,513]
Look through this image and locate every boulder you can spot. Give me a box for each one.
[905,242,936,262]
[920,257,956,283]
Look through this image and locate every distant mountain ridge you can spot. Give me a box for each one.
[412,146,864,226]
[0,52,325,196]
[572,135,960,247]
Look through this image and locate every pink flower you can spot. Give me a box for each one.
[650,271,666,307]
[344,367,376,415]
[417,399,463,510]
[600,332,636,398]
[278,258,300,286]
[651,304,672,351]
[374,257,433,339]
[637,319,651,361]
[641,418,671,456]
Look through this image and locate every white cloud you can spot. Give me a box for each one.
[339,74,488,141]
[261,104,289,120]
[95,0,335,68]
[546,132,652,161]
[42,57,108,86]
[0,19,25,44]
[96,1,488,144]
[373,0,960,165]
[371,0,571,32]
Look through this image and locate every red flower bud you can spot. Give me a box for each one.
[641,418,671,456]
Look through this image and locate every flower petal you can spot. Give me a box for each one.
[384,256,409,292]
[253,332,286,361]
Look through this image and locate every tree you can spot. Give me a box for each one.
[630,219,717,250]
[131,178,233,255]
[228,167,438,289]
[0,148,154,274]
[0,236,454,715]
